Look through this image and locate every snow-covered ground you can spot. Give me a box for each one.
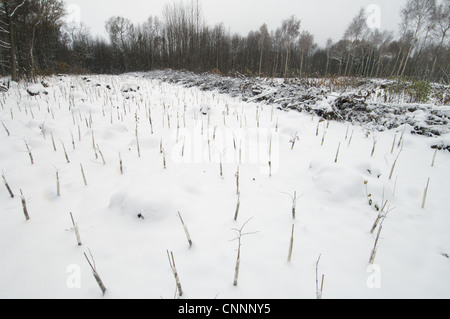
[1,73,450,299]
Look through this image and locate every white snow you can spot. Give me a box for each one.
[1,73,450,299]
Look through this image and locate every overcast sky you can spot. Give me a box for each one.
[65,0,405,46]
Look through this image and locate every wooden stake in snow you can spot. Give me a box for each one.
[84,251,107,296]
[70,212,82,246]
[167,250,183,297]
[178,212,193,248]
[422,178,430,209]
[2,173,14,198]
[20,189,30,221]
[287,224,295,263]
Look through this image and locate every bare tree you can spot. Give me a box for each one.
[343,8,369,76]
[298,30,314,77]
[430,0,450,79]
[281,15,300,78]
[397,0,436,76]
[258,23,270,76]
[0,0,26,81]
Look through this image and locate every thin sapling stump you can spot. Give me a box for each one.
[316,254,325,299]
[80,164,87,186]
[167,250,183,297]
[70,212,82,246]
[234,192,241,221]
[282,191,302,220]
[431,149,438,167]
[231,218,258,287]
[96,144,106,165]
[290,132,299,150]
[24,140,34,165]
[84,250,107,296]
[61,141,70,163]
[370,202,394,234]
[371,136,377,157]
[178,212,193,248]
[235,166,240,195]
[2,173,14,198]
[20,189,30,221]
[56,170,61,197]
[51,132,57,151]
[422,178,430,209]
[335,142,341,163]
[118,153,123,175]
[2,122,10,136]
[369,224,383,265]
[389,145,403,180]
[287,224,295,263]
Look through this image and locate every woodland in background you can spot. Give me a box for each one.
[1,0,449,84]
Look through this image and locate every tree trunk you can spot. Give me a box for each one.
[3,1,18,81]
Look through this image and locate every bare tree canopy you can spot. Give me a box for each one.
[0,0,449,84]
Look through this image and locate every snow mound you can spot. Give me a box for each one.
[311,164,365,202]
[109,191,171,222]
[26,84,45,96]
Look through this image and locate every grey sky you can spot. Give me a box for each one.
[65,0,405,46]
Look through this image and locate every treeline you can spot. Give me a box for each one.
[1,0,449,83]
